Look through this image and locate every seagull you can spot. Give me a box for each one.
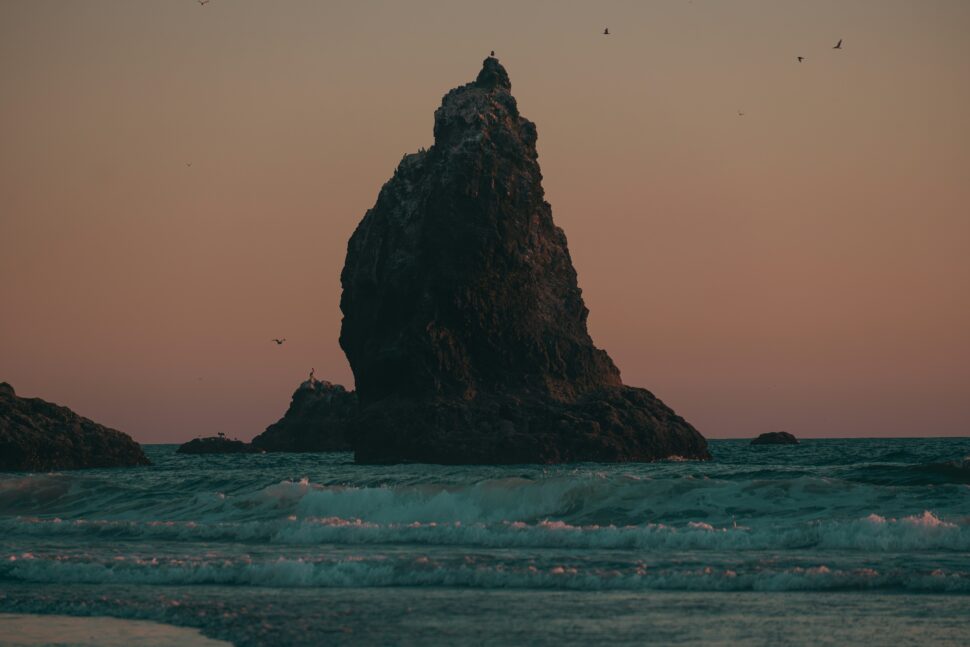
[603,27,610,35]
[797,56,805,62]
[833,39,843,50]
[272,338,286,345]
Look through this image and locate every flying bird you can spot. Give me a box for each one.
[603,27,610,35]
[738,111,745,116]
[833,39,843,49]
[198,0,210,6]
[272,338,286,345]
[797,56,805,62]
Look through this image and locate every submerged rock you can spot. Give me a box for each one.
[176,435,256,454]
[751,431,799,445]
[338,58,709,464]
[0,382,150,471]
[251,379,356,452]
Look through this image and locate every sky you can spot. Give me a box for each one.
[1,0,968,443]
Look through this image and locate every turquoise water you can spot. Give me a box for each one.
[1,439,969,645]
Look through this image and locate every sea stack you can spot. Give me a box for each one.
[0,382,150,471]
[338,58,709,464]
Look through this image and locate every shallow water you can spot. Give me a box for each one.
[1,439,969,645]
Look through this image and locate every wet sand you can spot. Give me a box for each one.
[0,613,231,647]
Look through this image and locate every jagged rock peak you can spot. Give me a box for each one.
[475,56,511,90]
[431,58,530,154]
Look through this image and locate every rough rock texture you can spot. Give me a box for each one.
[0,382,150,471]
[751,431,799,445]
[176,436,256,454]
[251,379,356,452]
[339,58,709,464]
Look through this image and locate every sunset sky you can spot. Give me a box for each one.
[1,0,967,443]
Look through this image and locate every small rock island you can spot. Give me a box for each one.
[327,57,709,464]
[751,431,799,445]
[0,382,150,471]
[251,378,356,452]
[176,434,256,454]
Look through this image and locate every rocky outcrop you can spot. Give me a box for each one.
[0,382,150,471]
[338,58,709,464]
[751,431,799,445]
[176,435,256,454]
[251,379,356,452]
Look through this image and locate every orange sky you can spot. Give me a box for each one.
[1,0,968,442]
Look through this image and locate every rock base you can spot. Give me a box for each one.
[355,387,710,464]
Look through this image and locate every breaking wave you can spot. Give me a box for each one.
[4,468,968,529]
[4,510,967,552]
[3,551,968,593]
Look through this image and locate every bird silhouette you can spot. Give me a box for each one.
[738,111,745,116]
[797,56,805,63]
[833,39,843,49]
[198,0,210,6]
[272,338,286,345]
[603,27,610,35]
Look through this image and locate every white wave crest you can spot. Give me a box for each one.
[4,510,967,552]
[3,552,967,593]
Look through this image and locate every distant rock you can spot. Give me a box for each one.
[176,435,256,454]
[751,431,799,445]
[337,58,710,464]
[251,379,356,452]
[0,382,150,471]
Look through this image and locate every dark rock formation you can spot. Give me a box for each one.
[176,435,256,454]
[0,382,150,471]
[338,57,709,464]
[751,431,799,445]
[251,379,356,452]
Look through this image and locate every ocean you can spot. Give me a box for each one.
[1,438,968,646]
